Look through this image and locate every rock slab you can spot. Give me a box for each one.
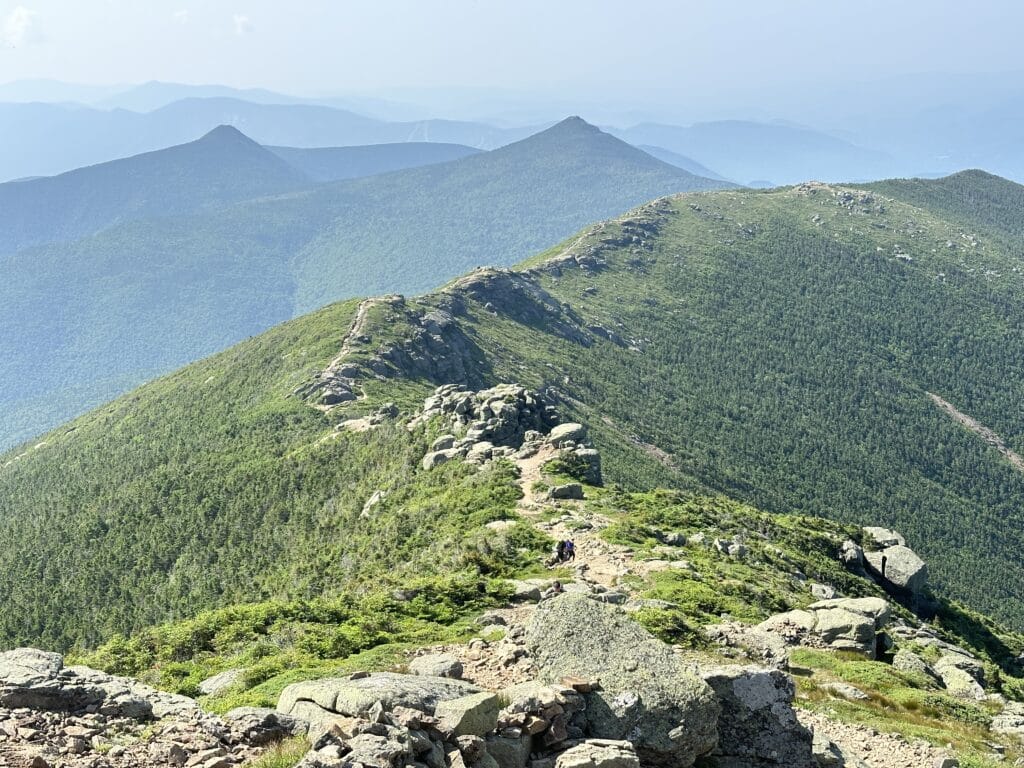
[526,594,719,767]
[699,665,814,767]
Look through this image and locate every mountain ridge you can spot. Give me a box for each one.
[0,117,728,451]
[5,171,1024,650]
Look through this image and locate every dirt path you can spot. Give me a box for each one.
[928,391,1024,472]
[309,295,403,413]
[512,446,634,589]
[414,447,948,768]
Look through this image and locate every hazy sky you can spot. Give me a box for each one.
[1,0,1021,98]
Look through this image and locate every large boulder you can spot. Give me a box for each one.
[555,740,640,768]
[933,654,986,700]
[891,649,940,684]
[486,733,532,768]
[0,648,85,710]
[409,654,464,679]
[547,423,587,447]
[526,594,719,767]
[223,706,307,746]
[549,483,584,500]
[757,598,891,659]
[699,666,814,768]
[278,672,482,720]
[422,448,462,470]
[434,692,499,736]
[864,545,927,595]
[0,648,198,718]
[807,597,891,629]
[808,608,876,655]
[199,668,243,697]
[702,622,792,669]
[838,540,866,573]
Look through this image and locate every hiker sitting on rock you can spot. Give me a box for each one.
[542,581,564,599]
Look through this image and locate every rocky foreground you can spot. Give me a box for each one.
[0,586,965,768]
[0,648,303,767]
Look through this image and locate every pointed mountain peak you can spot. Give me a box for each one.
[197,124,259,146]
[544,115,602,136]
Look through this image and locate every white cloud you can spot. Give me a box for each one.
[3,5,39,48]
[232,13,252,36]
[173,9,190,25]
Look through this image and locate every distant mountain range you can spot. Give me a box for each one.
[0,97,539,182]
[10,75,1024,182]
[0,126,310,255]
[612,121,893,185]
[0,117,730,450]
[634,145,733,182]
[0,92,904,187]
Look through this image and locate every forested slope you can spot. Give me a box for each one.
[5,172,1024,649]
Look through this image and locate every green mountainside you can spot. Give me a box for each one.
[0,117,726,451]
[0,125,310,256]
[5,171,1024,656]
[868,168,1024,242]
[268,142,482,182]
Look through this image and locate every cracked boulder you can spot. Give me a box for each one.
[699,665,814,767]
[864,545,928,595]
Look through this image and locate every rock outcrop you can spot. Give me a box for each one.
[526,594,719,767]
[932,653,986,701]
[698,665,814,767]
[864,545,928,596]
[0,648,197,718]
[415,384,602,485]
[756,597,891,659]
[0,649,302,768]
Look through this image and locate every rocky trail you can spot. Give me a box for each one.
[404,387,957,768]
[296,295,402,410]
[0,383,1004,767]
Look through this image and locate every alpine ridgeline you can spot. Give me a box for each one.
[4,169,1024,765]
[0,117,728,452]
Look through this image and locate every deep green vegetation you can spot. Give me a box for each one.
[868,169,1024,243]
[76,571,519,709]
[0,297,543,649]
[0,117,726,450]
[6,170,1024,654]
[437,179,1024,629]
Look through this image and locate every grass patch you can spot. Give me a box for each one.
[247,737,310,768]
